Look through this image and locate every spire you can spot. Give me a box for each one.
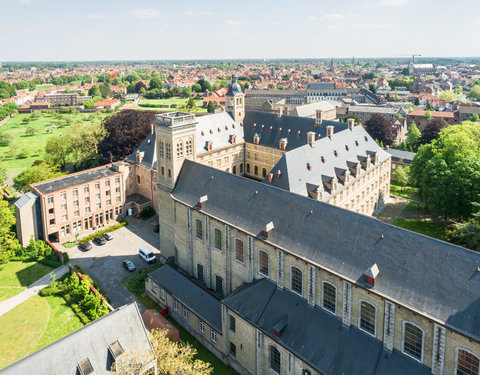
[226,74,242,96]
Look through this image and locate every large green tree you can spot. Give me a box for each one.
[0,81,16,99]
[13,161,64,193]
[0,197,20,262]
[467,84,480,101]
[411,121,480,219]
[421,118,448,145]
[406,122,421,151]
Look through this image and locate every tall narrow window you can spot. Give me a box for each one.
[403,322,424,362]
[290,266,303,295]
[195,219,203,240]
[166,143,171,159]
[246,163,250,173]
[235,238,244,263]
[359,301,376,336]
[186,139,193,155]
[322,281,337,314]
[215,275,223,296]
[214,228,222,250]
[269,346,281,374]
[254,165,259,176]
[259,250,269,277]
[456,348,480,375]
[197,263,204,283]
[159,141,164,157]
[229,315,236,332]
[176,142,183,158]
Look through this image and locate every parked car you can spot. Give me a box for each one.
[139,245,156,264]
[103,232,113,241]
[93,236,106,246]
[122,259,136,272]
[78,241,92,251]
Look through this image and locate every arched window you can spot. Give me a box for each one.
[402,322,424,362]
[195,219,203,240]
[176,142,183,158]
[185,139,193,155]
[254,165,259,176]
[302,369,312,375]
[214,228,222,250]
[269,345,281,374]
[235,238,244,263]
[359,300,376,336]
[322,281,336,314]
[290,266,303,295]
[259,250,269,277]
[197,263,204,283]
[240,163,244,173]
[165,143,171,159]
[159,141,164,157]
[246,163,250,173]
[456,348,480,375]
[262,168,267,177]
[232,165,236,174]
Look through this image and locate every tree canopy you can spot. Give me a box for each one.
[0,81,16,99]
[13,161,65,193]
[421,118,448,145]
[467,84,480,101]
[406,122,421,151]
[411,121,480,219]
[364,114,395,146]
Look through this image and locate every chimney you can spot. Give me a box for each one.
[347,118,355,131]
[364,263,380,287]
[307,131,316,147]
[262,221,274,238]
[327,125,334,139]
[315,109,324,124]
[197,195,208,209]
[278,107,283,117]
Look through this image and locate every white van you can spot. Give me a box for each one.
[139,245,156,264]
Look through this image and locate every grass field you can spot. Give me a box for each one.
[0,294,83,369]
[122,266,239,375]
[0,111,110,173]
[392,218,446,241]
[390,181,418,199]
[35,84,55,90]
[137,97,207,113]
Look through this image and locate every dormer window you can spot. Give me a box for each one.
[279,138,287,150]
[297,130,301,137]
[253,133,260,145]
[334,150,338,157]
[365,263,379,287]
[276,170,281,179]
[365,136,368,142]
[355,140,359,146]
[321,156,325,163]
[225,126,228,130]
[230,135,237,144]
[253,123,256,128]
[206,140,213,151]
[307,163,311,171]
[278,127,282,133]
[269,126,273,132]
[262,221,274,238]
[345,145,349,151]
[197,195,208,209]
[287,129,291,135]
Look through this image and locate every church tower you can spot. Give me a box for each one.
[155,112,197,258]
[225,74,245,122]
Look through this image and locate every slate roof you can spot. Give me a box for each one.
[172,160,480,341]
[126,132,157,170]
[223,278,431,375]
[384,148,415,164]
[347,105,399,115]
[148,265,222,332]
[226,74,242,96]
[0,303,153,375]
[290,101,336,118]
[195,112,244,154]
[243,111,347,151]
[31,165,121,195]
[307,82,336,90]
[14,192,37,209]
[263,125,390,198]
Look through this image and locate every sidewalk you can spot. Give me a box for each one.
[0,264,69,317]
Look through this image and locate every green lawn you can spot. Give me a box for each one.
[391,218,446,241]
[403,201,429,214]
[0,112,110,173]
[35,84,55,90]
[122,265,239,375]
[0,294,83,369]
[137,97,207,113]
[390,181,418,199]
[0,260,59,289]
[0,287,25,302]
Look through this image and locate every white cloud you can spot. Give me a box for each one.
[88,13,104,20]
[18,0,31,4]
[129,8,161,19]
[225,19,242,26]
[378,0,407,6]
[308,16,317,21]
[201,11,213,16]
[326,24,342,30]
[353,22,398,29]
[474,20,480,25]
[322,14,343,20]
[185,8,194,16]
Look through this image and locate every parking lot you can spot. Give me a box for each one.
[63,216,161,311]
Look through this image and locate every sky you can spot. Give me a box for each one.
[0,0,479,61]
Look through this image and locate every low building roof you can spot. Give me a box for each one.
[290,101,336,117]
[148,265,222,332]
[384,148,415,163]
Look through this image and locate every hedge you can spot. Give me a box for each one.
[78,221,127,243]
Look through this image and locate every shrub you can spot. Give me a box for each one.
[138,206,155,219]
[39,282,62,297]
[62,251,69,264]
[0,133,13,146]
[78,221,127,243]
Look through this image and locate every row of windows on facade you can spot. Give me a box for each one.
[46,178,121,204]
[49,196,122,224]
[158,140,193,159]
[59,207,122,237]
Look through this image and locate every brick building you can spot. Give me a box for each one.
[406,108,457,131]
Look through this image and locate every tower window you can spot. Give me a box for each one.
[176,142,183,158]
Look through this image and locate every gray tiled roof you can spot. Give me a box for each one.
[195,112,244,155]
[290,101,336,118]
[383,148,415,163]
[148,265,222,332]
[14,192,37,208]
[172,160,480,341]
[0,303,153,375]
[307,82,336,90]
[223,278,431,375]
[243,111,347,151]
[263,125,390,198]
[126,132,157,170]
[31,166,120,195]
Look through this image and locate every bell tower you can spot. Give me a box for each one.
[225,74,245,122]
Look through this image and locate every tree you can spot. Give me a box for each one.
[368,83,377,93]
[421,118,448,145]
[467,84,480,101]
[207,100,218,113]
[88,85,101,97]
[448,203,480,252]
[98,110,155,164]
[411,121,480,219]
[25,125,37,136]
[0,132,13,146]
[0,167,6,188]
[364,114,395,146]
[0,81,16,99]
[111,76,122,86]
[149,77,163,90]
[13,161,64,193]
[191,83,202,93]
[414,97,420,106]
[199,80,212,92]
[469,114,479,122]
[439,90,458,102]
[182,87,192,97]
[362,72,376,80]
[0,196,20,263]
[134,81,147,94]
[406,122,421,151]
[392,166,410,190]
[112,329,213,375]
[99,83,111,98]
[45,136,71,168]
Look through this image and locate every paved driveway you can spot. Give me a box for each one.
[65,216,161,312]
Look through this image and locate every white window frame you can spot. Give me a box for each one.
[258,249,269,277]
[402,320,425,363]
[358,299,377,337]
[234,237,245,264]
[160,289,165,300]
[195,218,203,241]
[289,265,303,296]
[183,306,189,319]
[321,280,337,315]
[211,329,217,343]
[454,347,480,375]
[213,227,222,251]
[173,299,178,310]
[199,320,205,333]
[269,344,282,375]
